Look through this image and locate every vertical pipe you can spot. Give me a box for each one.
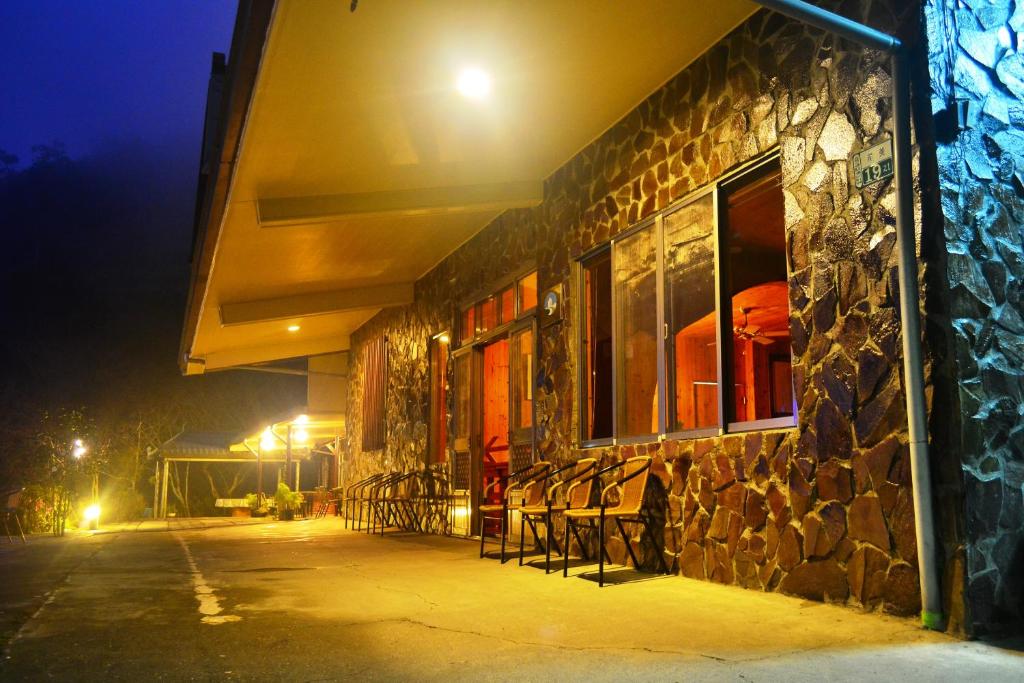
[285,425,293,489]
[749,0,943,630]
[892,52,943,630]
[257,443,263,507]
[160,459,170,519]
[153,460,160,519]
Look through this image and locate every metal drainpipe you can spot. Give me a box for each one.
[753,0,943,630]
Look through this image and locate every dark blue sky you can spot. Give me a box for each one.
[0,0,236,165]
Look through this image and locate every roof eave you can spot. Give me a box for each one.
[179,0,277,375]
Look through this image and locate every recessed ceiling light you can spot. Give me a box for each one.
[456,67,491,99]
[287,324,301,332]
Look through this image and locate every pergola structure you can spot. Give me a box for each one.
[154,410,344,518]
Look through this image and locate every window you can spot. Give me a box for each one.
[665,193,719,433]
[361,335,387,451]
[614,224,659,438]
[510,327,534,434]
[581,250,613,441]
[499,286,515,324]
[460,306,476,344]
[723,163,794,424]
[578,153,793,444]
[518,271,538,312]
[479,296,498,334]
[428,334,450,463]
[453,351,471,445]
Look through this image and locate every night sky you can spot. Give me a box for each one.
[0,0,236,165]
[0,1,308,428]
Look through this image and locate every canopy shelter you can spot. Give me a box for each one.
[153,411,344,518]
[232,409,346,496]
[180,0,758,375]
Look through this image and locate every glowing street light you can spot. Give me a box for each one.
[72,439,87,459]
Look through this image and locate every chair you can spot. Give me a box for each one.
[413,465,452,535]
[478,461,551,564]
[311,486,335,519]
[562,456,669,586]
[3,489,26,543]
[518,458,597,573]
[377,471,420,535]
[366,472,403,534]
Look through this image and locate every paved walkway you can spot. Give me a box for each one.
[1,518,1021,681]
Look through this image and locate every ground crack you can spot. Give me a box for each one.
[348,616,727,662]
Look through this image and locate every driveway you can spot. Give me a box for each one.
[1,518,1021,681]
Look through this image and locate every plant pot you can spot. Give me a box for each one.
[279,509,295,521]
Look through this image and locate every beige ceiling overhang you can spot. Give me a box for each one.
[182,0,757,375]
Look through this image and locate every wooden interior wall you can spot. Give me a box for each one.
[674,333,718,429]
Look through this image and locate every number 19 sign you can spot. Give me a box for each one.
[852,138,894,189]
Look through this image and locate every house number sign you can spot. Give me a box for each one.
[852,138,894,189]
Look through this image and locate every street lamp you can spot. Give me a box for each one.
[71,438,99,530]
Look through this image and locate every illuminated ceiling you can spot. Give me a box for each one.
[184,0,757,373]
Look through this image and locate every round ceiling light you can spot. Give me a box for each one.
[456,67,491,100]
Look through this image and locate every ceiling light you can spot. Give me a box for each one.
[261,428,277,451]
[287,324,301,332]
[456,67,491,99]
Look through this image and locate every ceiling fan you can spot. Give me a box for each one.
[734,307,779,346]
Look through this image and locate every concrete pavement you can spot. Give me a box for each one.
[1,518,1021,681]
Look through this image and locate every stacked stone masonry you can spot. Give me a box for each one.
[925,0,1024,635]
[344,0,1021,635]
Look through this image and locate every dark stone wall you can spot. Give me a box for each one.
[924,0,1024,635]
[346,2,947,620]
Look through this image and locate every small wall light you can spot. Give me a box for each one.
[287,324,301,332]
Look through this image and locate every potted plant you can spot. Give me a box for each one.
[273,482,303,521]
[245,493,269,518]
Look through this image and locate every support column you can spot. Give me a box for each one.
[160,459,170,519]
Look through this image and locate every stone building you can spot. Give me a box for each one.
[181,0,1024,637]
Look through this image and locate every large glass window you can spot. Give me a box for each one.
[665,193,719,433]
[724,164,793,424]
[614,225,660,438]
[581,251,613,441]
[577,152,793,444]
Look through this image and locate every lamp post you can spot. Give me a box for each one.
[73,439,101,531]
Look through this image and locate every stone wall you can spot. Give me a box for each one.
[347,2,948,621]
[924,0,1024,635]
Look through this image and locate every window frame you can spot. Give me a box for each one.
[576,149,795,448]
[427,331,451,465]
[662,183,725,442]
[577,245,614,449]
[456,266,538,349]
[610,216,664,445]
